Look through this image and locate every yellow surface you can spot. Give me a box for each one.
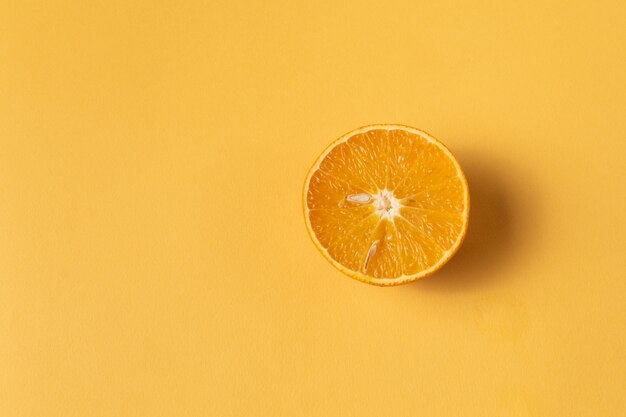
[1,1,625,416]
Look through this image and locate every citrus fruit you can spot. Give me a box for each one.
[303,124,469,286]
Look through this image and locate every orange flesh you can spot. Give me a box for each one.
[304,126,468,284]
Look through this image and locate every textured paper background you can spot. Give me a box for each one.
[1,1,625,416]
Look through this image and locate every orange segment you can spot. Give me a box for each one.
[303,124,469,286]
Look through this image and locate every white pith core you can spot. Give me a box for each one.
[373,189,401,220]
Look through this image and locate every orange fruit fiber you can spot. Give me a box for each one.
[303,124,469,286]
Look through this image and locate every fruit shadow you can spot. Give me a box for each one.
[413,153,517,291]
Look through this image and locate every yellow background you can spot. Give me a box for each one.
[1,1,625,416]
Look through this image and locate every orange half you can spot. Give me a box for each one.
[303,124,469,286]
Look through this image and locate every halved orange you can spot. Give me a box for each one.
[303,124,469,286]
